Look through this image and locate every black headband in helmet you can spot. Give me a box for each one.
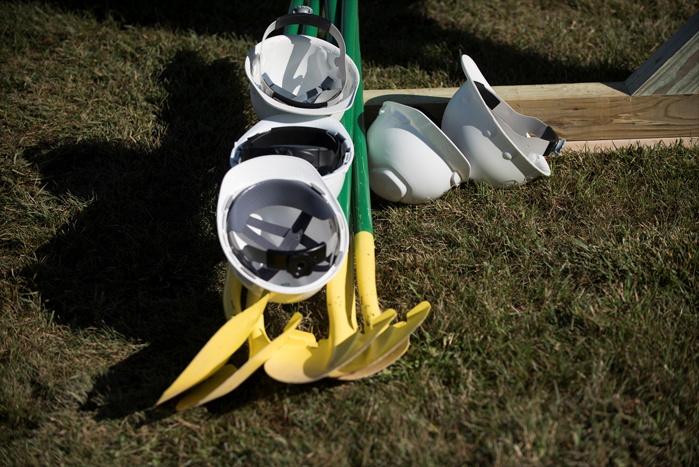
[238,126,346,176]
[226,179,338,279]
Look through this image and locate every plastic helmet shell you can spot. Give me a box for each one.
[441,55,555,187]
[230,114,353,198]
[217,156,349,304]
[245,14,359,121]
[367,101,471,204]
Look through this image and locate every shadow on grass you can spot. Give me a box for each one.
[37,0,638,85]
[147,369,346,423]
[38,0,292,36]
[20,49,275,419]
[357,0,634,85]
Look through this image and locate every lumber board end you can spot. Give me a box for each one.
[625,11,699,96]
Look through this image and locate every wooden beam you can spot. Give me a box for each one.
[363,82,699,141]
[564,137,698,152]
[625,11,699,96]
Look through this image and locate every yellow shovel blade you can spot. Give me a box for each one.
[174,268,314,410]
[155,294,270,406]
[263,309,395,384]
[175,312,303,410]
[330,301,430,380]
[329,232,431,379]
[340,338,410,379]
[172,364,238,410]
[264,253,397,384]
[221,266,317,349]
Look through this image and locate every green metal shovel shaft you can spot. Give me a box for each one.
[330,0,431,381]
[341,0,372,236]
[303,0,321,36]
[285,0,305,34]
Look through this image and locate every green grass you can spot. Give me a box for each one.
[1,0,698,465]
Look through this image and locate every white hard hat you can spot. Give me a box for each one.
[230,114,353,198]
[217,156,349,304]
[441,55,565,187]
[245,9,360,120]
[367,101,471,204]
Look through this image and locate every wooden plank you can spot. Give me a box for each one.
[625,11,699,96]
[564,137,698,152]
[363,82,699,141]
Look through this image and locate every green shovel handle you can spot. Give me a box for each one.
[304,0,321,35]
[285,0,305,34]
[333,0,352,221]
[341,0,372,236]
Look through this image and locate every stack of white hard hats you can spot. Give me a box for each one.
[367,55,565,204]
[219,7,359,303]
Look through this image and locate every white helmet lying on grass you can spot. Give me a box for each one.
[367,101,471,204]
[367,55,564,204]
[442,55,565,188]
